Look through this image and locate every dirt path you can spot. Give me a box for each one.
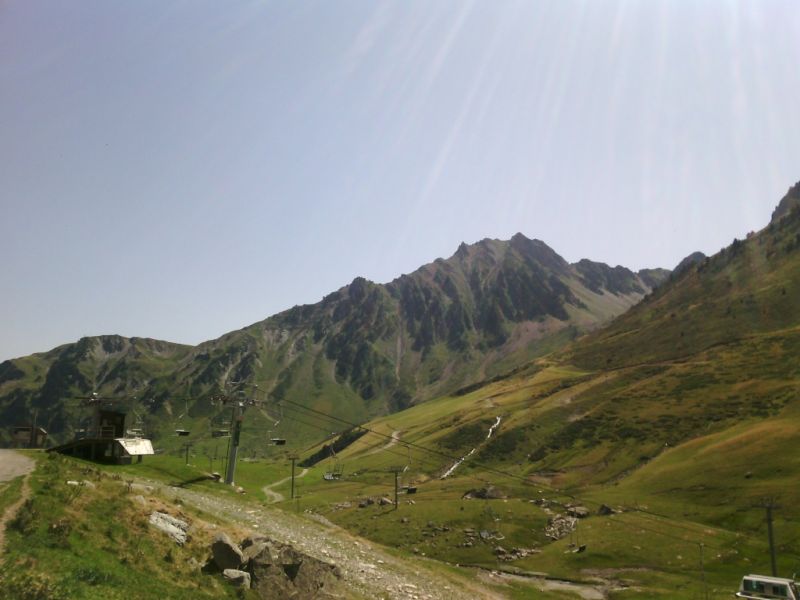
[0,450,36,557]
[366,430,401,456]
[138,479,502,600]
[261,468,309,503]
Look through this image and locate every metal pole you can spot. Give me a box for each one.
[224,402,242,485]
[30,408,38,448]
[290,455,297,500]
[767,504,778,576]
[699,543,708,600]
[388,466,403,510]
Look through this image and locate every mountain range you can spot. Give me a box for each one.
[0,234,669,446]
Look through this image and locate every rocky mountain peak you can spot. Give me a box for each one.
[770,180,800,223]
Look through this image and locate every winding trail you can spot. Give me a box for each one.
[0,450,36,557]
[261,468,309,503]
[366,429,402,456]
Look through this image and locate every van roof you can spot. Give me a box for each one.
[744,575,797,584]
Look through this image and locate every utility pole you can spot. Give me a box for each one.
[699,543,708,600]
[756,498,780,576]
[767,501,779,577]
[389,465,404,510]
[30,408,39,448]
[289,453,299,500]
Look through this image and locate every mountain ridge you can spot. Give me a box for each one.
[0,233,668,446]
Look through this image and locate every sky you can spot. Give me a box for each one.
[2,1,799,361]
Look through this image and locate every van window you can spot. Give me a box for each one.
[772,584,788,597]
[744,579,765,593]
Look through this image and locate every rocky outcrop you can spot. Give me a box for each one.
[771,180,800,223]
[211,534,342,599]
[673,251,707,276]
[148,511,189,545]
[249,538,342,599]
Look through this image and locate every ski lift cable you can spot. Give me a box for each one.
[278,410,488,487]
[173,389,759,553]
[276,400,740,549]
[208,405,730,553]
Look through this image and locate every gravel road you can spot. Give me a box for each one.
[0,450,35,483]
[144,480,502,600]
[0,450,36,556]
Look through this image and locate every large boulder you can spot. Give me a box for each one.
[212,533,245,570]
[248,539,342,599]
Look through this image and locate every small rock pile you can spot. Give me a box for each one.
[493,546,541,561]
[208,533,342,599]
[422,521,450,538]
[459,528,504,547]
[357,496,394,508]
[545,514,578,540]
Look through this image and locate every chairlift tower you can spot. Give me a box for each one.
[388,465,404,510]
[214,381,260,486]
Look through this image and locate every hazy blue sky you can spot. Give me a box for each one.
[2,1,799,361]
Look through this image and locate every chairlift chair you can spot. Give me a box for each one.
[174,399,191,436]
[270,438,286,446]
[323,448,343,481]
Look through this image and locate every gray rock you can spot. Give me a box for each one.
[378,496,394,506]
[212,533,245,570]
[597,504,615,516]
[241,535,269,549]
[249,538,342,599]
[243,541,269,563]
[149,511,189,545]
[567,506,590,519]
[461,486,507,500]
[223,568,251,588]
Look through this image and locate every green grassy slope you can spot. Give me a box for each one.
[269,194,800,597]
[0,453,241,600]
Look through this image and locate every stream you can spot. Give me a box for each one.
[441,416,502,479]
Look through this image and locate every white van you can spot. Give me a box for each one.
[737,575,800,599]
